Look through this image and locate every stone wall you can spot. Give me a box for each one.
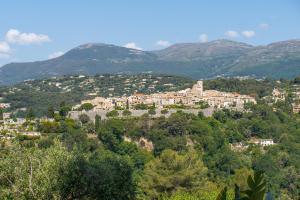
[69,107,214,122]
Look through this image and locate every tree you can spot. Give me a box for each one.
[59,150,136,200]
[60,101,66,108]
[26,108,35,120]
[97,119,125,151]
[95,114,101,132]
[47,106,55,118]
[293,76,300,84]
[233,168,253,191]
[134,103,148,110]
[0,140,75,199]
[213,110,228,123]
[38,120,60,133]
[0,140,136,200]
[0,108,3,120]
[79,103,94,111]
[150,102,156,109]
[83,122,95,134]
[126,99,130,110]
[162,112,191,136]
[216,171,266,200]
[196,100,209,109]
[59,106,71,118]
[162,190,220,200]
[139,149,208,199]
[216,187,227,200]
[79,114,90,124]
[198,111,205,119]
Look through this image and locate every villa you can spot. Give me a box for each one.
[249,138,275,147]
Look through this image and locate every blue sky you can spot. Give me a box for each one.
[0,0,300,66]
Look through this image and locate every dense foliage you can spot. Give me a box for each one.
[204,78,279,98]
[1,99,299,199]
[0,74,193,117]
[1,76,300,199]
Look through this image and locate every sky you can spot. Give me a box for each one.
[0,0,300,66]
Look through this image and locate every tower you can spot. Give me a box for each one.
[191,80,203,96]
[197,80,203,96]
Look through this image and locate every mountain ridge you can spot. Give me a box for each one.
[1,39,300,85]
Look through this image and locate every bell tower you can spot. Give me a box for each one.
[191,80,203,96]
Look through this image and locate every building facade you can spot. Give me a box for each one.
[77,80,256,110]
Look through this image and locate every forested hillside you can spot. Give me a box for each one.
[1,75,300,199]
[0,74,285,117]
[0,74,193,117]
[0,101,299,199]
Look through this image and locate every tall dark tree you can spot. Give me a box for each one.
[126,99,129,110]
[26,108,35,120]
[0,108,3,120]
[47,106,55,118]
[95,114,101,132]
[59,102,71,117]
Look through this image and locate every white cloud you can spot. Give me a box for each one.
[0,42,11,59]
[241,30,256,38]
[259,23,270,30]
[6,29,51,45]
[225,30,239,38]
[199,34,208,43]
[124,42,142,50]
[0,54,10,59]
[156,40,171,47]
[0,42,10,54]
[48,51,64,59]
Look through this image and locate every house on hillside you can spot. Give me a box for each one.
[292,103,300,113]
[249,138,275,147]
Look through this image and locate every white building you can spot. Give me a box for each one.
[250,139,275,147]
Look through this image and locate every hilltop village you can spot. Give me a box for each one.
[76,80,256,111]
[2,76,299,148]
[1,79,258,143]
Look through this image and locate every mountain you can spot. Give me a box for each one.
[0,43,157,85]
[227,40,300,77]
[1,39,300,85]
[153,39,253,61]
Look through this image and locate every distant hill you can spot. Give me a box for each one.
[0,74,193,117]
[1,39,300,85]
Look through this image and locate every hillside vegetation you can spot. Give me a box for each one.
[0,100,299,199]
[0,74,193,117]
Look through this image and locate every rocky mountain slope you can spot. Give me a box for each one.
[1,39,300,85]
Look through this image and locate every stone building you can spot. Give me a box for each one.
[78,80,256,110]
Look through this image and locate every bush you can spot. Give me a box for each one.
[79,103,94,111]
[79,114,90,124]
[161,109,168,114]
[106,110,119,118]
[196,100,209,109]
[134,103,148,110]
[122,110,132,116]
[148,108,156,115]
